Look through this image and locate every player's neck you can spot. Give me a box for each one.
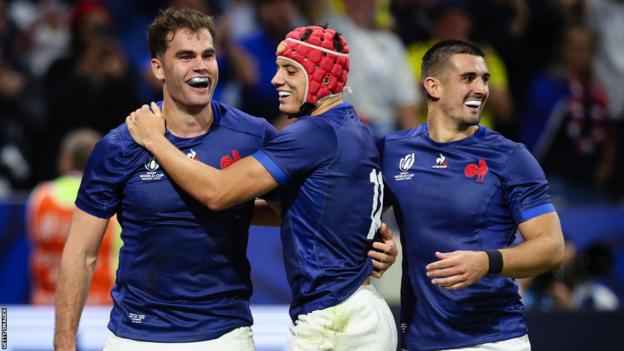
[311,95,343,116]
[427,110,479,143]
[162,94,214,138]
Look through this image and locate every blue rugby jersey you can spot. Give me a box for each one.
[379,124,555,351]
[76,101,276,342]
[252,103,382,321]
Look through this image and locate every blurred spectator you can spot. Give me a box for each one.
[27,129,119,304]
[405,0,514,133]
[390,0,433,46]
[521,241,620,311]
[556,0,589,25]
[36,0,139,182]
[587,0,624,121]
[299,0,332,24]
[573,242,620,310]
[520,242,578,311]
[470,0,528,135]
[6,0,71,138]
[237,0,304,128]
[520,25,616,206]
[586,0,624,199]
[471,0,530,51]
[7,0,70,78]
[0,0,33,194]
[207,2,260,108]
[326,0,421,138]
[107,0,164,101]
[500,0,588,117]
[222,0,258,41]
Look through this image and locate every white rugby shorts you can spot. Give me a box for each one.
[288,284,397,351]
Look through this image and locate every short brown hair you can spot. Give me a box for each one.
[147,7,217,59]
[421,39,485,81]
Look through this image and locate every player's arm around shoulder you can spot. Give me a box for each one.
[54,208,110,350]
[126,103,279,211]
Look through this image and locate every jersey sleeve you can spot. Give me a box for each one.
[256,119,283,201]
[503,144,556,224]
[75,131,128,218]
[262,119,279,144]
[251,118,338,185]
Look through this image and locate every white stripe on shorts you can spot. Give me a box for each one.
[438,334,531,351]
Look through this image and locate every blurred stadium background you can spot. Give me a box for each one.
[1,0,624,350]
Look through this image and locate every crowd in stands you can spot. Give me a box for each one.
[520,240,620,311]
[0,0,622,310]
[1,0,623,208]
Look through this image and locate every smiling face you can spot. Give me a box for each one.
[436,53,489,127]
[271,57,307,115]
[151,27,218,109]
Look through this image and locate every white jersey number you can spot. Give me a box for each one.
[367,169,384,239]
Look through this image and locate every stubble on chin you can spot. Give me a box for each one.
[447,109,480,131]
[457,115,480,130]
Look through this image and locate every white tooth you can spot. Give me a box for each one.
[278,91,292,97]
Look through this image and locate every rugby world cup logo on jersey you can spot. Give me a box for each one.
[395,153,415,181]
[144,158,159,171]
[140,158,165,181]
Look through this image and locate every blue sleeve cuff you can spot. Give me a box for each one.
[75,197,115,219]
[520,203,556,223]
[252,150,288,185]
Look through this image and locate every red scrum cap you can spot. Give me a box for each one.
[276,25,350,108]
